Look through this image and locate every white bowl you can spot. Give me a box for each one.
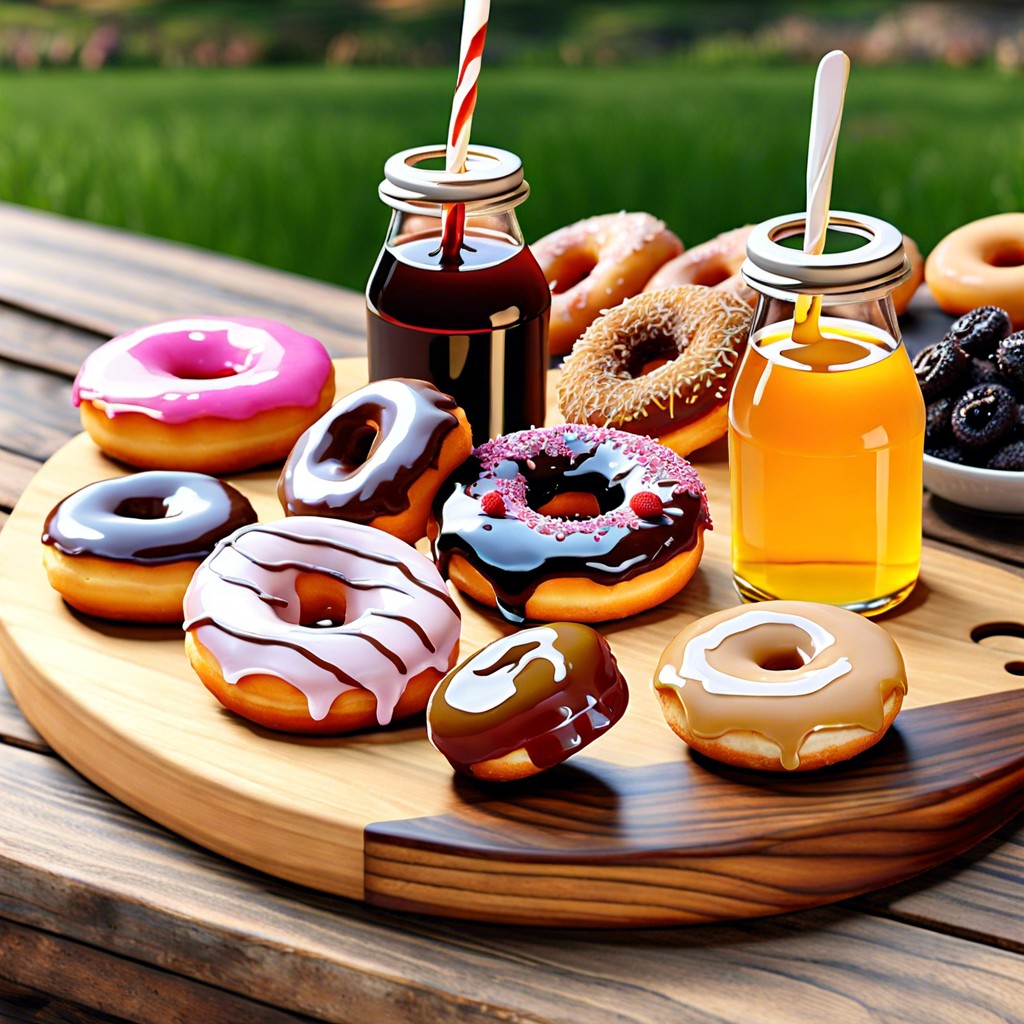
[923,453,1024,514]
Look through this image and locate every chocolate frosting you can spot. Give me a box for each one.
[42,471,258,565]
[427,621,628,774]
[431,425,710,623]
[279,378,459,520]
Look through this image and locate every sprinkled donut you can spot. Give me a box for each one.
[557,286,751,457]
[430,424,710,624]
[184,517,461,733]
[279,379,472,544]
[427,622,629,782]
[42,471,258,623]
[73,317,335,473]
[654,601,907,771]
[532,212,683,357]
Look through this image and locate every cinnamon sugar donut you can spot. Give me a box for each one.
[892,235,924,316]
[557,285,751,457]
[644,225,755,306]
[654,601,907,772]
[533,212,682,357]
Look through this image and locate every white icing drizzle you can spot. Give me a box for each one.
[444,627,567,714]
[658,609,852,697]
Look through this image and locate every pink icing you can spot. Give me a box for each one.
[72,317,333,424]
[473,424,711,537]
[182,517,461,725]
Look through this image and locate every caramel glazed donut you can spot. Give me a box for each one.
[654,601,907,771]
[926,213,1024,327]
[643,225,756,305]
[558,285,752,457]
[430,424,711,624]
[428,622,629,782]
[279,378,472,545]
[183,517,461,734]
[532,212,683,357]
[42,471,257,623]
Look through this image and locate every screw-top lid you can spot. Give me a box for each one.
[741,211,911,300]
[379,144,529,214]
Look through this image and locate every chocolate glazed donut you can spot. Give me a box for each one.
[427,621,629,781]
[279,378,472,545]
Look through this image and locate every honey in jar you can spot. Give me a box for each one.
[729,212,925,615]
[367,144,550,445]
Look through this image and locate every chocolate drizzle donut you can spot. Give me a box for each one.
[41,471,258,622]
[427,622,628,780]
[183,517,461,732]
[43,471,257,565]
[279,379,472,544]
[430,424,711,623]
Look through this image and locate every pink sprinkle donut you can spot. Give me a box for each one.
[73,317,335,473]
[430,424,711,623]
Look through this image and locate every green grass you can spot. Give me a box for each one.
[0,64,1020,292]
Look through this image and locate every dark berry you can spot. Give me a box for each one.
[996,332,1024,390]
[925,445,967,465]
[987,440,1024,471]
[950,383,1018,449]
[944,305,1012,358]
[913,340,969,400]
[965,357,1016,394]
[925,396,955,447]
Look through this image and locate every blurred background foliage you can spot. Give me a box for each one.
[0,2,1020,292]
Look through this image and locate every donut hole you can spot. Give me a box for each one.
[621,336,680,378]
[549,252,597,294]
[757,648,809,672]
[295,573,349,629]
[529,473,624,520]
[343,423,379,467]
[689,263,732,288]
[320,417,381,471]
[113,496,171,520]
[988,245,1024,268]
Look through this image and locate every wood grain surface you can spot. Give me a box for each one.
[2,358,1021,928]
[0,204,1019,1021]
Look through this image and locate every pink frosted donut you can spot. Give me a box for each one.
[184,517,461,734]
[73,316,335,473]
[430,424,711,623]
[533,213,683,357]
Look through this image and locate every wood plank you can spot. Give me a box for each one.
[924,494,1024,569]
[0,920,318,1024]
[0,451,42,513]
[0,674,46,754]
[0,978,133,1024]
[0,204,367,357]
[0,307,102,380]
[1,741,1022,1024]
[0,363,79,463]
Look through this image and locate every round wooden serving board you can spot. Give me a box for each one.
[1,359,1022,927]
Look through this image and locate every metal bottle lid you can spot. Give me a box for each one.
[379,144,530,214]
[741,211,911,300]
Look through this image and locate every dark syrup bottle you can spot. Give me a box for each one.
[366,145,551,445]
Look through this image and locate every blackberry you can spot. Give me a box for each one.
[925,445,967,465]
[950,383,1018,449]
[912,340,969,401]
[988,440,1024,471]
[945,305,1012,358]
[925,396,955,447]
[995,332,1024,390]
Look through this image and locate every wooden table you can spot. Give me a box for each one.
[0,202,1020,1024]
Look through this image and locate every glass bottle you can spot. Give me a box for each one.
[366,143,551,445]
[729,211,925,615]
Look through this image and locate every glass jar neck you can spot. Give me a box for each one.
[385,206,525,270]
[750,291,902,345]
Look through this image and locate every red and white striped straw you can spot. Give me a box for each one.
[446,0,490,175]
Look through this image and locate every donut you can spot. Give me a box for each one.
[926,214,1024,328]
[430,424,710,624]
[891,234,924,316]
[532,212,683,357]
[653,601,907,772]
[557,286,751,457]
[183,517,461,734]
[427,622,629,781]
[73,317,336,473]
[643,225,756,305]
[278,378,472,545]
[41,471,258,623]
